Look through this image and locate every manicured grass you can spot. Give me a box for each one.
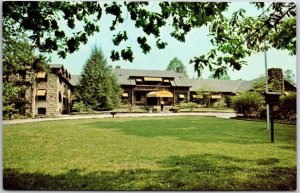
[3,116,296,190]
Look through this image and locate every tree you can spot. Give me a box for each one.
[208,73,230,80]
[166,57,188,77]
[3,18,48,118]
[3,2,295,77]
[283,69,295,85]
[192,3,296,78]
[2,2,229,61]
[76,46,122,111]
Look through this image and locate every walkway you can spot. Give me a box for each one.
[3,112,237,125]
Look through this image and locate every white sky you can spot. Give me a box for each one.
[47,2,297,81]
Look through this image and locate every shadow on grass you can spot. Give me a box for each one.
[4,153,296,191]
[79,117,290,145]
[82,117,295,144]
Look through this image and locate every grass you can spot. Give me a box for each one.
[3,116,296,190]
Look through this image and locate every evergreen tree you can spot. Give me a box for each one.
[166,57,188,77]
[77,47,122,110]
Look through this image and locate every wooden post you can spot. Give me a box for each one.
[270,104,274,143]
[131,88,134,107]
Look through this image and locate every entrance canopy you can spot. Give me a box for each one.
[147,90,173,98]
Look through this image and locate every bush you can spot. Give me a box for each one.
[72,101,91,112]
[231,91,264,117]
[119,104,131,109]
[179,102,199,110]
[213,98,227,108]
[279,92,296,120]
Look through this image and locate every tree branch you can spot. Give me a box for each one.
[234,4,296,50]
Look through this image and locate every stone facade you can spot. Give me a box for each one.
[12,64,73,117]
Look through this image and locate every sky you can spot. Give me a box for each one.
[46,2,297,81]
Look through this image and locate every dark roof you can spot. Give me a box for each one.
[187,79,244,93]
[235,79,258,93]
[70,75,81,86]
[235,77,297,93]
[69,69,296,92]
[112,68,191,87]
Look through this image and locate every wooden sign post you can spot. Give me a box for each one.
[264,92,281,143]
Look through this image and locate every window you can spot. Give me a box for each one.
[37,89,47,101]
[59,77,62,85]
[37,96,46,101]
[18,71,26,81]
[136,92,141,101]
[36,72,47,82]
[59,92,62,102]
[38,108,46,115]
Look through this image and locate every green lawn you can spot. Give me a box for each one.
[3,116,296,190]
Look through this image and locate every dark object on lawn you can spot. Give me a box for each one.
[264,91,281,143]
[111,112,116,118]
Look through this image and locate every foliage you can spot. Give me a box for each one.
[283,69,295,85]
[2,18,48,118]
[196,88,212,107]
[166,57,188,77]
[192,3,296,78]
[3,2,295,77]
[208,73,230,80]
[76,46,122,111]
[268,68,284,93]
[3,2,228,62]
[179,102,199,110]
[251,77,267,94]
[72,101,91,112]
[3,117,296,190]
[213,98,227,108]
[231,91,264,117]
[2,83,26,119]
[279,92,296,120]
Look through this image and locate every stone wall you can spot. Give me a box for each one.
[35,74,58,116]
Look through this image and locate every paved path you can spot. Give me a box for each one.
[3,112,237,125]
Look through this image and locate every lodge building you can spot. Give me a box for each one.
[9,64,73,117]
[112,67,296,107]
[113,67,192,106]
[9,64,296,116]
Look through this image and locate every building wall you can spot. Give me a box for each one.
[35,74,58,116]
[12,69,73,117]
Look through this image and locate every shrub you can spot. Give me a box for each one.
[231,91,264,117]
[279,92,296,120]
[72,101,91,112]
[213,98,227,108]
[119,104,131,109]
[179,102,198,110]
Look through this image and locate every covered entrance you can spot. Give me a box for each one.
[146,90,173,106]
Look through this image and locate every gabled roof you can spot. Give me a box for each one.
[187,79,244,93]
[112,68,191,87]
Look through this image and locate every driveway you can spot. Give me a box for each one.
[3,112,237,125]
